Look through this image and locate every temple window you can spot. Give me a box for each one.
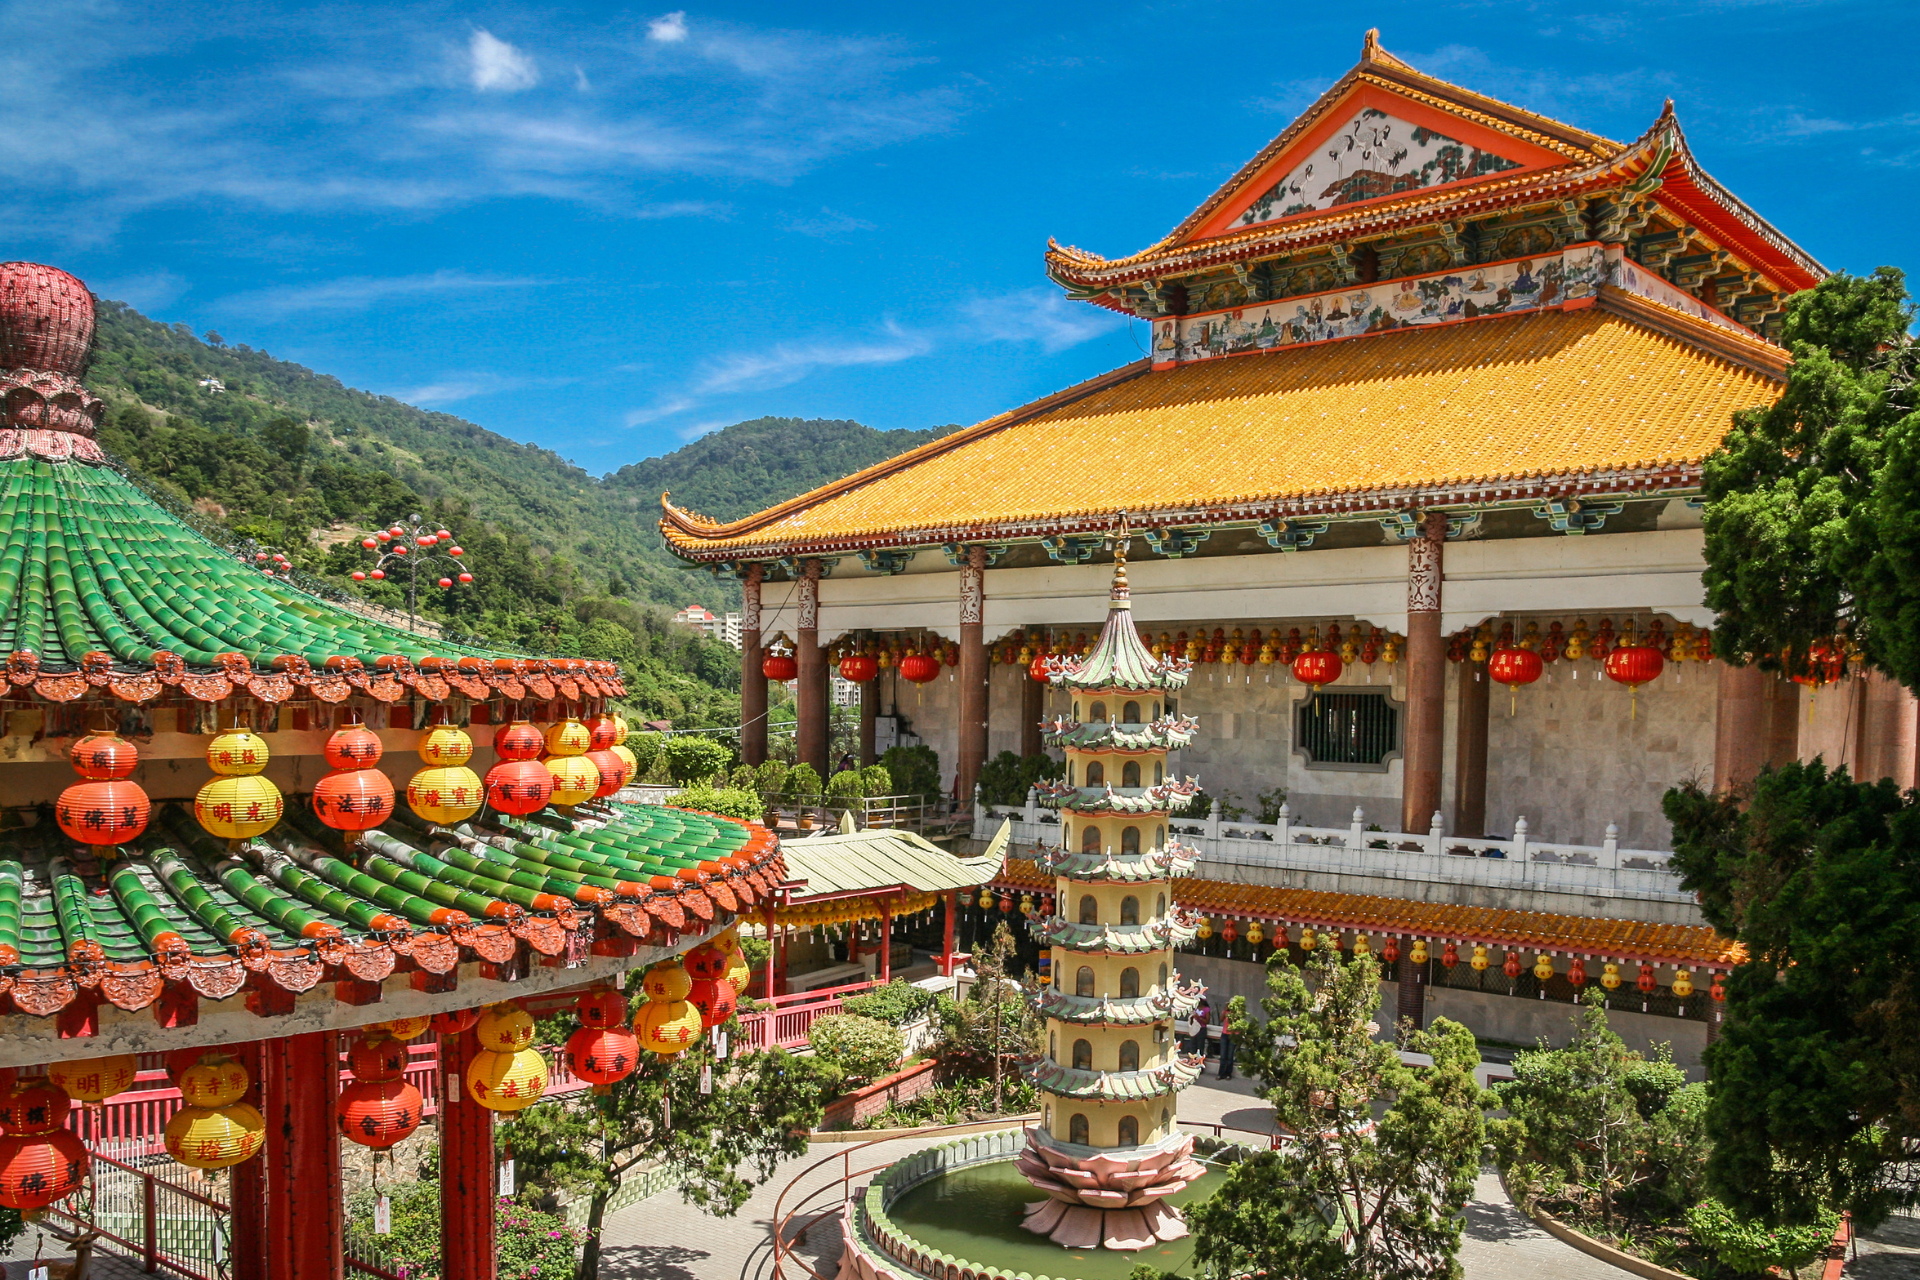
[1156,893,1166,917]
[1076,966,1095,997]
[1118,1116,1139,1146]
[1155,824,1165,847]
[1074,701,1082,720]
[1297,690,1401,768]
[1122,760,1140,788]
[1072,1040,1093,1071]
[1078,894,1099,924]
[1120,895,1140,925]
[1119,1040,1140,1071]
[1121,827,1141,854]
[1153,701,1161,720]
[1158,962,1169,990]
[1081,826,1101,854]
[1161,1107,1170,1132]
[1120,967,1139,997]
[1049,1032,1056,1058]
[1085,761,1104,786]
[1123,701,1140,724]
[1070,1113,1090,1145]
[1154,762,1164,784]
[1089,701,1108,723]
[1067,761,1075,785]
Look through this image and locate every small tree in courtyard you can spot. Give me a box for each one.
[1185,949,1487,1280]
[934,921,1039,1112]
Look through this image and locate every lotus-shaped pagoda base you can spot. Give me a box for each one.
[1014,1129,1206,1250]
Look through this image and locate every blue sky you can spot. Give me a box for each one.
[6,0,1912,475]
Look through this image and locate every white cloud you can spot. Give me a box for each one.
[964,289,1122,353]
[220,269,542,316]
[785,207,876,238]
[469,30,538,93]
[648,12,689,43]
[691,330,932,397]
[94,269,189,312]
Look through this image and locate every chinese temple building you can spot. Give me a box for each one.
[1015,546,1206,1251]
[0,263,784,1279]
[659,32,1848,1071]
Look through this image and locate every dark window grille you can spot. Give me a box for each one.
[1297,691,1400,766]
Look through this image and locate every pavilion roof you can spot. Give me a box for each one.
[992,857,1744,969]
[0,799,782,1024]
[660,301,1783,561]
[776,817,1007,903]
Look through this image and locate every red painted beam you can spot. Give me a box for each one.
[439,1030,496,1280]
[263,1031,343,1280]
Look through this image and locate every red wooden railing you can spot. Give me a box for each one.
[736,980,877,1052]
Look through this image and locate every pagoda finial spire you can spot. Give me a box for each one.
[1110,516,1130,607]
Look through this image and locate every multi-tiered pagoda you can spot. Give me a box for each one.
[1014,543,1207,1252]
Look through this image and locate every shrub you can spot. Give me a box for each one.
[1685,1198,1839,1275]
[753,758,789,800]
[661,735,732,785]
[841,979,946,1027]
[728,764,757,791]
[880,745,941,803]
[860,763,892,796]
[975,750,1064,806]
[808,1014,905,1083]
[345,1179,442,1280]
[670,784,764,824]
[826,768,867,804]
[625,731,663,780]
[787,762,823,800]
[496,1197,583,1279]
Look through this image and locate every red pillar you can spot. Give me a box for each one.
[957,547,990,803]
[1713,662,1771,795]
[879,907,893,982]
[1402,512,1446,834]
[940,890,957,976]
[796,560,828,777]
[859,677,878,767]
[1453,653,1489,837]
[762,904,780,999]
[229,1041,267,1280]
[440,1031,496,1280]
[741,564,768,766]
[261,1032,342,1280]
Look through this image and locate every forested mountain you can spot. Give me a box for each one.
[78,297,938,726]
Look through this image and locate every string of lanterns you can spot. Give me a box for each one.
[166,1053,266,1169]
[468,1003,550,1112]
[338,1019,430,1148]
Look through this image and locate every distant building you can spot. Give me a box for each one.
[830,675,860,707]
[672,604,744,651]
[197,377,226,393]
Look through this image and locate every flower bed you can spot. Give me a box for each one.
[818,1060,941,1131]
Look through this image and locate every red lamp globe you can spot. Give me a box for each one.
[486,759,555,815]
[336,1078,424,1150]
[565,1026,640,1088]
[1028,655,1052,683]
[575,986,629,1030]
[762,652,798,682]
[55,780,150,846]
[323,719,383,769]
[458,573,473,583]
[1487,647,1543,689]
[1603,644,1664,689]
[493,721,545,762]
[71,733,137,780]
[839,653,877,683]
[352,571,366,581]
[899,652,940,684]
[585,748,630,798]
[687,977,737,1029]
[1291,650,1343,689]
[312,769,395,832]
[429,1008,482,1036]
[370,569,385,581]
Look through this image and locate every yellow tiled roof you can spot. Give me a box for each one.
[662,304,1783,556]
[992,858,1744,968]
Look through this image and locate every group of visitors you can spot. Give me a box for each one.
[1181,998,1235,1079]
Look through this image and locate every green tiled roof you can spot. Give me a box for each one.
[1034,985,1202,1026]
[1038,781,1201,815]
[1045,556,1190,695]
[1041,718,1196,752]
[1031,913,1199,954]
[1025,1055,1204,1100]
[0,798,782,1021]
[1036,845,1196,883]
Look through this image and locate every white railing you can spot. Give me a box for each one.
[972,792,1688,905]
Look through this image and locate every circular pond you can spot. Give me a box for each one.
[882,1157,1223,1280]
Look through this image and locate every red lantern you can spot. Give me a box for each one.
[55,780,150,846]
[585,716,620,752]
[0,1083,69,1134]
[1637,964,1658,995]
[1487,647,1544,715]
[430,1008,481,1036]
[336,1078,424,1149]
[1380,936,1399,966]
[1709,974,1726,1002]
[565,1026,640,1087]
[762,652,798,682]
[348,1036,408,1083]
[1568,957,1587,987]
[1503,951,1522,980]
[0,1129,88,1210]
[493,721,545,762]
[1604,645,1664,689]
[486,759,555,815]
[1221,920,1239,945]
[684,945,729,982]
[1441,942,1459,970]
[1292,650,1343,689]
[899,652,940,684]
[687,977,738,1029]
[1029,655,1052,683]
[323,716,383,769]
[839,653,878,683]
[575,987,628,1031]
[312,769,396,832]
[585,748,631,799]
[71,733,137,780]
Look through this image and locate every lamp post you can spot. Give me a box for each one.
[353,513,473,634]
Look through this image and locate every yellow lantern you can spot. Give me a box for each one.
[371,1016,432,1042]
[417,723,474,767]
[610,743,639,781]
[1020,894,1034,917]
[1245,921,1264,947]
[475,1003,534,1052]
[643,961,692,1003]
[1409,938,1429,966]
[636,999,702,1055]
[1351,934,1371,958]
[195,773,285,840]
[1600,962,1622,991]
[1195,918,1213,941]
[165,1103,266,1169]
[1470,944,1490,972]
[406,766,485,824]
[1298,926,1317,952]
[178,1055,250,1108]
[1533,954,1555,982]
[207,730,270,776]
[1672,968,1694,999]
[467,1048,549,1111]
[724,945,751,991]
[50,1054,138,1103]
[545,754,599,806]
[612,715,630,745]
[978,889,993,909]
[544,720,592,757]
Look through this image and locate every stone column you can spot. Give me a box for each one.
[796,559,828,776]
[859,678,878,766]
[957,547,990,802]
[1858,669,1919,788]
[1020,662,1044,758]
[1401,512,1446,834]
[262,1032,342,1280]
[1713,663,1772,794]
[740,564,767,766]
[439,1029,496,1280]
[1767,674,1802,768]
[1453,656,1489,837]
[1396,946,1425,1032]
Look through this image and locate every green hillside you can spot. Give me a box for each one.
[77,298,938,726]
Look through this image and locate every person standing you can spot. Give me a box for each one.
[1217,1009,1236,1080]
[1185,998,1211,1057]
